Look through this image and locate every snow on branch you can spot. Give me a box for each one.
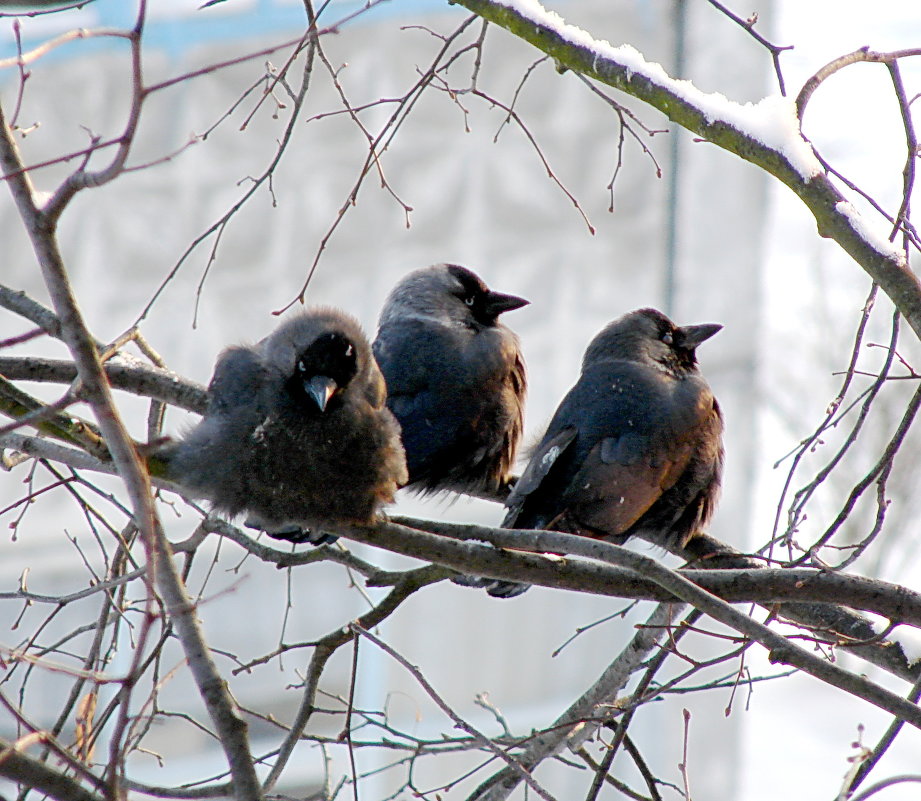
[453,0,921,337]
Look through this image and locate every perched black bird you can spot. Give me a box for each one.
[372,263,528,499]
[165,309,408,541]
[471,307,724,597]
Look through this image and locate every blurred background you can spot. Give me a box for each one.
[1,0,921,798]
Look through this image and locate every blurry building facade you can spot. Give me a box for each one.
[0,1,768,798]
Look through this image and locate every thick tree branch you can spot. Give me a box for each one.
[0,736,106,801]
[0,355,208,413]
[0,374,106,455]
[0,282,104,348]
[332,520,921,718]
[0,285,207,412]
[3,8,920,797]
[194,513,921,635]
[391,517,921,657]
[181,514,920,682]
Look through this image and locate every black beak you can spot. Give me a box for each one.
[675,323,722,350]
[304,375,338,411]
[483,290,529,318]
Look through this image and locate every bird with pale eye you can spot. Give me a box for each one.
[373,263,528,500]
[294,333,356,412]
[162,308,408,544]
[461,307,724,598]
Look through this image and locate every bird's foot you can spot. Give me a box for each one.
[244,518,339,546]
[451,574,531,598]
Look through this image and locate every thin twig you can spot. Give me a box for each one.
[703,0,792,95]
[796,47,921,120]
[846,672,921,795]
[352,623,559,801]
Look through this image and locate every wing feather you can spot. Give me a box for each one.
[504,360,718,540]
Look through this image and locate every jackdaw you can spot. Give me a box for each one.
[465,307,724,597]
[165,308,408,541]
[373,263,528,499]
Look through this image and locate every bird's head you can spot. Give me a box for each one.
[379,263,529,330]
[585,308,722,375]
[263,309,373,414]
[291,331,359,412]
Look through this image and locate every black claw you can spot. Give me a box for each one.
[486,581,531,599]
[306,531,339,546]
[451,574,530,598]
[450,574,492,589]
[264,525,312,543]
[253,523,338,546]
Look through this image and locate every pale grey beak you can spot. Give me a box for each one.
[304,375,337,411]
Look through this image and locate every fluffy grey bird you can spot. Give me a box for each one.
[466,307,724,597]
[165,309,408,541]
[372,264,528,499]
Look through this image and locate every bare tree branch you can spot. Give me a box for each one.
[0,87,263,799]
[0,355,208,413]
[703,0,792,95]
[260,564,446,793]
[451,0,921,339]
[334,520,921,725]
[0,736,106,801]
[353,623,559,801]
[465,602,686,801]
[795,47,921,119]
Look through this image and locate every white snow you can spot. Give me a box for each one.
[896,629,921,665]
[835,200,909,267]
[498,0,824,179]
[540,445,561,468]
[869,618,921,665]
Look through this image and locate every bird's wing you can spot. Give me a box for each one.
[511,427,578,498]
[504,362,717,538]
[563,435,694,535]
[205,346,268,417]
[372,320,436,408]
[373,321,475,473]
[502,426,578,528]
[563,372,717,536]
[165,346,268,501]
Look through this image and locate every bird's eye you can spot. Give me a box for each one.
[464,295,476,307]
[661,331,673,345]
[297,359,308,373]
[344,344,354,357]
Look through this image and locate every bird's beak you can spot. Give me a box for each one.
[676,323,722,349]
[304,375,338,411]
[483,290,529,318]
